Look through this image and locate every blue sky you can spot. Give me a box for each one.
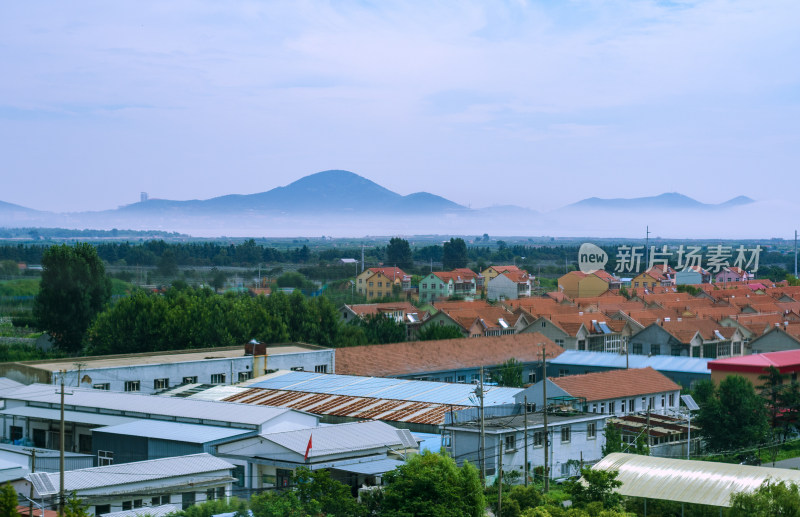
[1,0,798,214]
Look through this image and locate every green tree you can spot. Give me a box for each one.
[33,243,111,353]
[210,267,227,291]
[0,260,18,277]
[492,358,524,387]
[174,498,249,517]
[696,375,769,452]
[601,424,623,456]
[293,467,364,517]
[249,490,311,517]
[385,238,413,270]
[380,451,484,517]
[0,483,20,517]
[730,480,800,516]
[759,365,786,431]
[566,467,623,509]
[442,238,468,270]
[416,324,464,341]
[352,313,407,345]
[63,493,92,517]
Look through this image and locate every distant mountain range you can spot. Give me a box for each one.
[566,192,755,211]
[0,170,759,237]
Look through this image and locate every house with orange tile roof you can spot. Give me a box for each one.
[421,305,532,338]
[339,302,428,339]
[418,269,480,302]
[521,314,633,353]
[480,265,523,292]
[627,319,744,358]
[557,270,614,299]
[487,269,533,301]
[354,267,407,300]
[631,265,677,291]
[715,266,752,284]
[747,325,800,354]
[514,367,682,417]
[335,332,561,384]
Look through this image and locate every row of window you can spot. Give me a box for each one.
[502,422,597,451]
[587,393,676,414]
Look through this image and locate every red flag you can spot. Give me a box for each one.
[304,434,312,461]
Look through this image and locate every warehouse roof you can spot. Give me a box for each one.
[593,453,800,507]
[0,406,136,427]
[708,348,800,373]
[26,453,235,495]
[93,420,256,444]
[335,333,560,377]
[3,383,295,428]
[247,370,521,406]
[550,350,711,374]
[550,367,680,402]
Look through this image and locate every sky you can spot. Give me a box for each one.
[1,0,799,215]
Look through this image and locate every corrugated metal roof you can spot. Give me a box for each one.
[0,406,137,427]
[103,504,182,517]
[218,387,463,426]
[26,453,235,495]
[248,371,521,406]
[262,420,413,458]
[93,420,255,444]
[331,457,405,475]
[0,378,23,391]
[550,350,711,374]
[593,453,800,507]
[4,383,291,427]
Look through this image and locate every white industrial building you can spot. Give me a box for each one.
[0,343,335,394]
[16,453,235,516]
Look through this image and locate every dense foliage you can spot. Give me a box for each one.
[492,357,525,387]
[86,289,340,354]
[730,480,800,516]
[34,243,111,353]
[696,375,769,453]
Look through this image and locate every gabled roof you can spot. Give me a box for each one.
[335,333,561,377]
[550,367,680,402]
[260,420,413,458]
[368,267,407,280]
[26,453,234,495]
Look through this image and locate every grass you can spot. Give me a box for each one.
[0,278,39,297]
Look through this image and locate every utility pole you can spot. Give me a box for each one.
[478,366,486,487]
[645,225,651,270]
[497,442,503,516]
[59,371,66,517]
[524,395,529,487]
[646,406,651,451]
[361,244,365,274]
[26,448,36,517]
[73,362,87,387]
[795,230,797,278]
[541,345,549,493]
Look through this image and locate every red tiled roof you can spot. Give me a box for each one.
[708,347,800,374]
[550,367,680,402]
[369,267,407,280]
[335,333,562,377]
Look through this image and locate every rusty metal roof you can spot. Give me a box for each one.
[222,387,467,426]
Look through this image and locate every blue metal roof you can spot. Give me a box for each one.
[250,371,521,406]
[93,420,255,444]
[549,350,711,374]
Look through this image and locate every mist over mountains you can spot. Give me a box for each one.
[0,170,777,239]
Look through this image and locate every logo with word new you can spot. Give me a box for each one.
[578,243,608,274]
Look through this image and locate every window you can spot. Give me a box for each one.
[154,378,169,390]
[472,374,480,383]
[133,500,142,509]
[369,281,374,287]
[422,283,427,289]
[555,339,565,347]
[528,371,536,383]
[181,492,196,510]
[457,375,466,383]
[733,341,742,355]
[600,403,606,413]
[632,343,642,355]
[98,450,114,466]
[444,376,453,383]
[591,404,597,413]
[216,487,225,500]
[314,364,328,373]
[526,402,536,413]
[151,496,167,506]
[183,376,198,384]
[609,401,615,414]
[122,502,132,511]
[561,463,572,477]
[558,369,568,377]
[95,505,110,516]
[651,345,660,356]
[661,394,666,408]
[378,281,382,287]
[93,383,110,390]
[577,339,586,350]
[211,373,226,384]
[641,397,647,409]
[206,488,217,501]
[9,426,22,441]
[504,434,516,451]
[533,431,543,447]
[649,396,655,410]
[628,399,635,412]
[669,393,675,406]
[561,426,571,443]
[588,422,597,439]
[542,321,546,327]
[78,434,92,453]
[124,380,140,392]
